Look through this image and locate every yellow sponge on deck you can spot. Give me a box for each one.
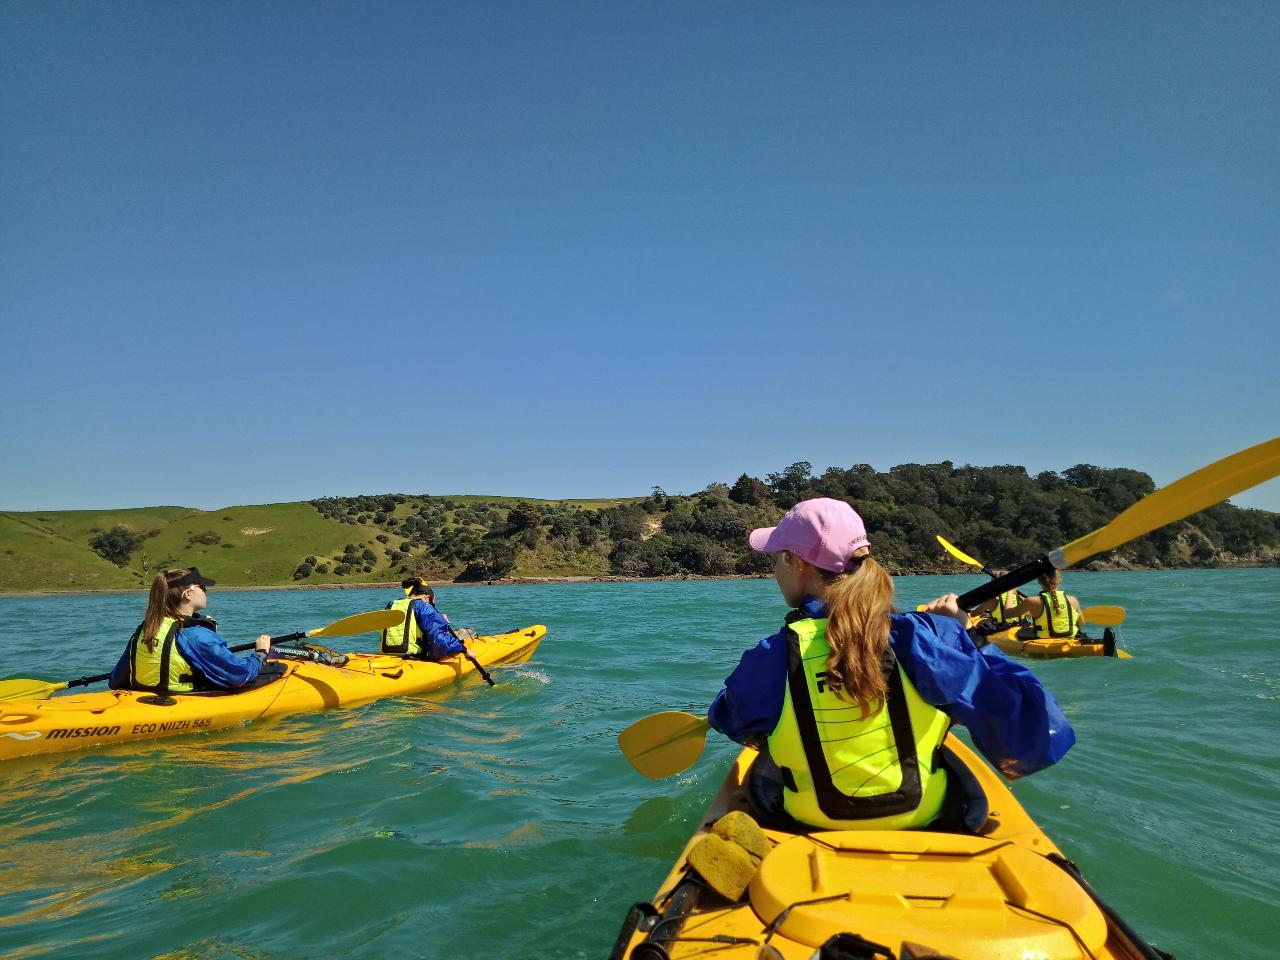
[686,833,758,901]
[710,810,770,862]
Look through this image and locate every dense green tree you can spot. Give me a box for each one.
[599,504,647,541]
[729,474,771,506]
[667,532,733,575]
[509,501,543,531]
[690,499,749,542]
[89,527,143,567]
[459,541,516,581]
[610,537,679,577]
[766,461,813,507]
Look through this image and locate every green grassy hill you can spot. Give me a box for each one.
[0,496,638,593]
[4,459,1276,594]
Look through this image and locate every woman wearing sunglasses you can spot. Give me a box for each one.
[108,567,280,693]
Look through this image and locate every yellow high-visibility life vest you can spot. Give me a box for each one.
[1033,590,1079,638]
[381,597,424,656]
[767,614,951,831]
[127,616,196,693]
[991,589,1020,623]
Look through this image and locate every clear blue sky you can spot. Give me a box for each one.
[2,3,1277,513]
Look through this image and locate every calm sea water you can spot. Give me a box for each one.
[0,570,1276,959]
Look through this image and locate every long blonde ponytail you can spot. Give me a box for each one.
[141,569,191,653]
[822,551,896,718]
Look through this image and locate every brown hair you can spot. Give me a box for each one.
[820,548,896,718]
[1037,570,1063,590]
[1038,570,1065,617]
[141,569,195,653]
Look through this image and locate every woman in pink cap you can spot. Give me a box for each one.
[708,498,1075,832]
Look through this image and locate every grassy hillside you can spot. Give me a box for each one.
[0,496,638,593]
[0,514,137,591]
[3,460,1276,594]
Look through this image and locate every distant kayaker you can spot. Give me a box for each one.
[381,577,467,661]
[109,568,284,693]
[1005,570,1082,639]
[707,498,1075,832]
[969,570,1029,639]
[972,570,1023,626]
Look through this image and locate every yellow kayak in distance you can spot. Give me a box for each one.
[0,625,545,762]
[611,735,1166,960]
[982,623,1125,659]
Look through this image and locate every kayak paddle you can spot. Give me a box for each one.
[936,534,1032,603]
[458,644,496,687]
[618,711,711,780]
[936,534,991,573]
[1080,605,1125,626]
[620,436,1280,779]
[0,608,406,703]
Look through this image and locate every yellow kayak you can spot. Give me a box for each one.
[0,625,544,761]
[983,624,1121,659]
[611,735,1166,960]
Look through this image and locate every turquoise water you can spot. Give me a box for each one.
[0,570,1276,959]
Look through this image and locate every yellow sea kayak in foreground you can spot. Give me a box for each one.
[0,625,544,762]
[611,735,1167,960]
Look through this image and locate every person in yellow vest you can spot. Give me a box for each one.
[381,577,466,660]
[109,568,281,693]
[969,570,1029,640]
[1005,570,1083,639]
[707,498,1075,832]
[973,571,1022,625]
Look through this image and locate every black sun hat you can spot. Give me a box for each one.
[168,567,216,590]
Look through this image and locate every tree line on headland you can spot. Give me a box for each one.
[294,460,1280,582]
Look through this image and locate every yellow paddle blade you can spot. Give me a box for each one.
[1080,605,1126,626]
[1116,649,1134,659]
[307,609,405,639]
[1059,437,1280,567]
[618,711,711,779]
[937,535,983,569]
[0,678,69,703]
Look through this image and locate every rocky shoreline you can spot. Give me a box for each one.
[2,558,1275,599]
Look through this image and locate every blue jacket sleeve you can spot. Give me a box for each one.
[176,626,263,689]
[889,612,1076,778]
[108,649,130,689]
[412,600,466,660]
[708,628,789,744]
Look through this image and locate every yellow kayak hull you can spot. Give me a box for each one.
[0,625,544,761]
[986,625,1113,659]
[612,735,1161,960]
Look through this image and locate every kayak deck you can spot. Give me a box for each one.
[0,625,544,761]
[611,736,1164,960]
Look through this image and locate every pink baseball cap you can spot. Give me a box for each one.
[748,498,871,573]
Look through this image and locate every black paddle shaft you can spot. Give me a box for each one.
[955,556,1056,611]
[461,649,496,687]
